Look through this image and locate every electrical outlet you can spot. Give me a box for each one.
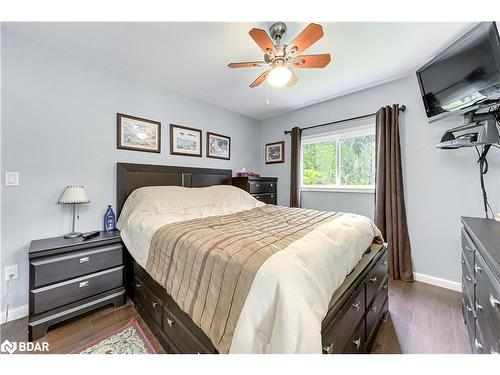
[5,264,18,281]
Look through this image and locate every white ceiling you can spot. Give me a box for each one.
[5,22,474,120]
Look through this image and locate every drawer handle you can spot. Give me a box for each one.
[152,302,158,309]
[270,195,274,198]
[490,294,500,308]
[79,257,90,263]
[323,342,333,353]
[465,276,473,283]
[474,264,483,273]
[369,276,377,283]
[166,318,175,328]
[371,304,377,313]
[351,301,361,311]
[382,260,388,265]
[466,304,473,313]
[461,258,465,265]
[475,302,483,311]
[382,284,388,290]
[135,283,141,289]
[465,245,473,252]
[474,338,483,351]
[353,337,362,350]
[490,347,499,354]
[256,184,260,187]
[270,184,273,187]
[79,281,89,288]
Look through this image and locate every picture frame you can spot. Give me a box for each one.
[117,113,161,153]
[170,124,202,157]
[206,132,231,160]
[265,141,285,164]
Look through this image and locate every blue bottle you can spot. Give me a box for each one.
[104,205,116,231]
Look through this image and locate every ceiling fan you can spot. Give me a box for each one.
[228,22,331,88]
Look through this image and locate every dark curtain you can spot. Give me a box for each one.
[375,104,414,281]
[290,126,302,208]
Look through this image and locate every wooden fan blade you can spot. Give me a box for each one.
[249,70,270,88]
[249,28,277,56]
[286,23,324,55]
[293,54,331,68]
[228,61,266,68]
[287,70,299,87]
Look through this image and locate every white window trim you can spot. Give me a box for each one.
[300,122,376,194]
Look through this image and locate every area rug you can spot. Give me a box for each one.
[72,319,156,354]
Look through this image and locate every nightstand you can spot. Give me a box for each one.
[232,176,278,205]
[28,230,126,341]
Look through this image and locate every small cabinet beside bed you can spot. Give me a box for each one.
[116,162,389,354]
[232,176,277,205]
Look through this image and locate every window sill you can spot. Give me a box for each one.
[300,186,375,194]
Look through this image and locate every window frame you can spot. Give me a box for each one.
[300,123,376,193]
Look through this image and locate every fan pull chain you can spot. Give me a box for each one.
[266,81,270,106]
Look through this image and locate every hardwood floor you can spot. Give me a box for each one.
[1,280,470,354]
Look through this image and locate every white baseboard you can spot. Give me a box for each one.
[413,272,461,292]
[0,304,28,325]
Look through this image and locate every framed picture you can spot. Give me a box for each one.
[117,113,161,153]
[265,141,285,164]
[207,132,231,160]
[170,124,202,157]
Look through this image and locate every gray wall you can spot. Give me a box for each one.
[0,29,261,315]
[260,74,500,283]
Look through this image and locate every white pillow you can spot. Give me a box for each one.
[117,185,264,228]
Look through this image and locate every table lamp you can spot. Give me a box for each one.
[59,185,90,238]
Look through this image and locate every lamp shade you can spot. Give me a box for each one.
[58,185,90,204]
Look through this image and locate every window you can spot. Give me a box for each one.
[301,122,375,192]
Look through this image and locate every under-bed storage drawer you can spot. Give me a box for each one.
[133,277,163,327]
[30,243,123,288]
[366,250,388,305]
[322,285,365,354]
[163,306,210,354]
[31,265,124,315]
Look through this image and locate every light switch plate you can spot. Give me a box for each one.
[5,172,19,186]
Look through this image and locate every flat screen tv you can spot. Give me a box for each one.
[417,22,500,119]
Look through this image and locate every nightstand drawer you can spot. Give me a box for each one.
[252,193,277,205]
[248,181,276,194]
[31,265,124,315]
[31,243,123,288]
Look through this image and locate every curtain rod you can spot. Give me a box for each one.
[283,105,406,135]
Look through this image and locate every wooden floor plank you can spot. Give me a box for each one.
[1,280,470,354]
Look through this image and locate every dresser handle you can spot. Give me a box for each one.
[369,276,377,283]
[166,318,174,328]
[270,194,274,198]
[351,301,361,311]
[490,347,499,354]
[79,281,89,288]
[466,304,473,313]
[353,337,362,350]
[79,257,90,263]
[474,338,483,351]
[461,258,465,264]
[371,305,377,313]
[465,245,473,252]
[382,284,388,290]
[323,342,333,353]
[135,283,141,289]
[465,276,473,283]
[152,302,158,309]
[475,302,483,311]
[474,264,483,273]
[270,184,273,187]
[382,260,388,265]
[256,184,260,187]
[489,294,500,308]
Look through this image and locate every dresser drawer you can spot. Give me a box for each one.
[461,229,475,270]
[133,277,163,327]
[366,280,388,340]
[322,285,365,353]
[342,319,365,354]
[474,321,488,354]
[461,253,475,300]
[248,180,276,194]
[30,243,123,288]
[252,193,277,205]
[474,251,500,342]
[366,250,388,306]
[462,288,476,344]
[31,265,124,315]
[163,306,209,354]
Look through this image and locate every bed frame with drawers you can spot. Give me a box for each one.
[117,162,389,354]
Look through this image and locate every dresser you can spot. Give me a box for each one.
[28,230,126,341]
[232,176,278,205]
[461,217,500,354]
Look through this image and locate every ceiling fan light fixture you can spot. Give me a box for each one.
[267,66,292,87]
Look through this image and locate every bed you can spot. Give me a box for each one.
[116,162,389,354]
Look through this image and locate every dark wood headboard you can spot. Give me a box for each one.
[116,163,232,216]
